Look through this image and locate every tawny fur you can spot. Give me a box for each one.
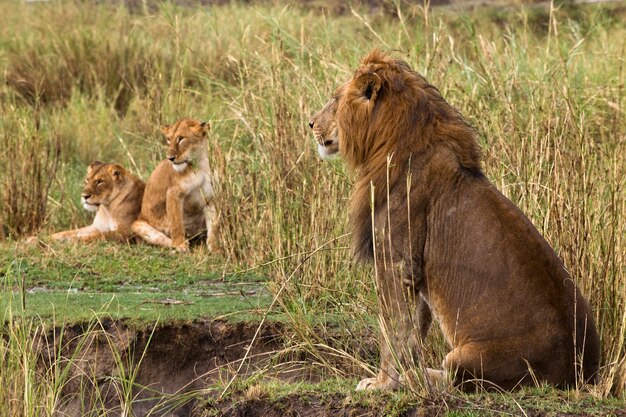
[48,161,144,243]
[311,49,600,392]
[132,118,217,252]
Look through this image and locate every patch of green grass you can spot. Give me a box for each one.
[1,241,265,291]
[220,377,418,417]
[1,289,272,325]
[1,240,272,324]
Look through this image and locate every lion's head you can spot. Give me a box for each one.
[81,161,129,211]
[312,49,482,260]
[309,87,342,159]
[161,118,210,173]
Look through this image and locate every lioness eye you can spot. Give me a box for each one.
[177,136,185,144]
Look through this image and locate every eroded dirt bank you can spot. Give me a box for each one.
[33,319,625,417]
[35,318,380,416]
[37,319,289,416]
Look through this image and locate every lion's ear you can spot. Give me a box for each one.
[354,70,382,102]
[87,160,103,174]
[108,164,126,180]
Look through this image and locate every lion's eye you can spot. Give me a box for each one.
[177,136,185,144]
[96,180,104,186]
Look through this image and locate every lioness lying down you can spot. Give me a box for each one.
[310,50,600,391]
[48,161,145,242]
[132,118,217,252]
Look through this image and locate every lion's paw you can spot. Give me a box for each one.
[356,377,378,391]
[356,377,396,391]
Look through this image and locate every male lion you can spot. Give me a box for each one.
[132,118,217,252]
[47,161,145,242]
[310,50,600,391]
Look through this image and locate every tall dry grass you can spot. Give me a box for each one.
[0,0,624,411]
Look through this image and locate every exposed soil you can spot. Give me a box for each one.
[36,319,288,416]
[34,319,379,416]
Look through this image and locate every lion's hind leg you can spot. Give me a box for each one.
[440,344,529,392]
[131,219,173,248]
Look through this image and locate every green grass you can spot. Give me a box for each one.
[1,290,271,324]
[0,0,625,415]
[1,241,271,324]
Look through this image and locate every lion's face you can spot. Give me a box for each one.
[81,161,127,212]
[309,87,343,159]
[162,118,209,173]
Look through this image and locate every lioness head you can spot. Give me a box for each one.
[81,161,128,212]
[161,118,210,173]
[308,86,344,159]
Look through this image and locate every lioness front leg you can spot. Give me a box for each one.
[166,188,188,252]
[51,226,100,242]
[204,203,217,252]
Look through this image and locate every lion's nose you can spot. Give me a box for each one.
[323,140,333,147]
[167,156,176,162]
[82,194,91,200]
[308,121,314,129]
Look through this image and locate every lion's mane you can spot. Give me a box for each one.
[338,49,481,260]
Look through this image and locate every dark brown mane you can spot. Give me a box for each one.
[336,49,482,260]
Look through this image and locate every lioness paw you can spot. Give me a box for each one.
[173,242,189,253]
[24,236,39,245]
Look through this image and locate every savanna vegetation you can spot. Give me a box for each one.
[0,0,624,415]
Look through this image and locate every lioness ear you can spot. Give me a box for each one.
[355,70,382,101]
[87,160,103,174]
[192,120,210,137]
[160,125,171,137]
[108,164,126,180]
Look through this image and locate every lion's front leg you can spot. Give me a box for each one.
[356,336,401,390]
[357,261,422,391]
